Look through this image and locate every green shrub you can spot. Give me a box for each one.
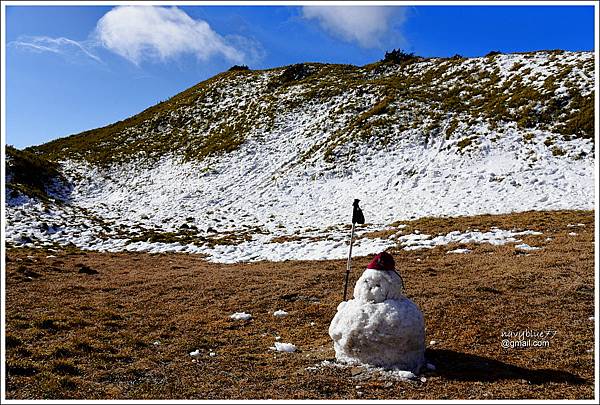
[228,65,250,72]
[445,119,459,139]
[511,62,525,71]
[382,49,417,64]
[274,63,314,86]
[457,136,476,150]
[559,93,594,139]
[485,50,502,57]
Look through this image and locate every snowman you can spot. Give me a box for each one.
[328,251,425,373]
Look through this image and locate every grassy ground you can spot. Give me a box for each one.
[4,210,596,400]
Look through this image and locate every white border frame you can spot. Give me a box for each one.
[1,1,598,404]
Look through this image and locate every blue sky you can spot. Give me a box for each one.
[4,3,596,149]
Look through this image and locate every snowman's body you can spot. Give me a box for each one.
[329,268,425,372]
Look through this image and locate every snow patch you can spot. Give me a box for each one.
[273,310,288,317]
[230,312,252,321]
[447,248,471,254]
[515,243,541,251]
[271,342,297,352]
[398,229,542,251]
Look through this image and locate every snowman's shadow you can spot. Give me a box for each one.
[425,349,586,385]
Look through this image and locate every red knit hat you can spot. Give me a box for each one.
[367,251,395,271]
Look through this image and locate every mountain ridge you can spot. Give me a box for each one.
[5,49,595,263]
[28,49,594,166]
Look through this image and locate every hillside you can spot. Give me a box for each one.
[5,50,596,262]
[32,50,595,164]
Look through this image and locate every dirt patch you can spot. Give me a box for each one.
[4,210,595,399]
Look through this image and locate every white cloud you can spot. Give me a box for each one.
[301,6,406,48]
[94,6,244,65]
[10,36,102,63]
[11,6,258,67]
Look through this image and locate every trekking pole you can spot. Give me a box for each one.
[343,199,364,301]
[343,222,356,301]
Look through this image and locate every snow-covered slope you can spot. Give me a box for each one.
[5,51,595,262]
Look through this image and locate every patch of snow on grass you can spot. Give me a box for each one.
[271,342,297,352]
[515,243,541,251]
[230,312,252,321]
[379,369,417,381]
[398,229,542,251]
[447,248,472,254]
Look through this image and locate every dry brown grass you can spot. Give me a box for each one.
[4,210,595,400]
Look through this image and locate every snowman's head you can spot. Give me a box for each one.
[353,267,405,303]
